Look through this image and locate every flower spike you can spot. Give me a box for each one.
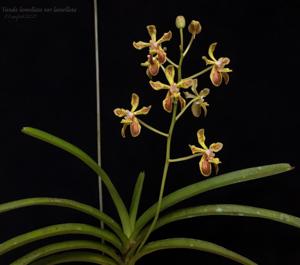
[202,42,232,87]
[189,128,223,177]
[114,93,151,138]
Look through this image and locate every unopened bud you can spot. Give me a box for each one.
[188,20,202,36]
[176,15,186,29]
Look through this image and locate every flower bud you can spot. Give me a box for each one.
[188,20,202,37]
[175,15,186,29]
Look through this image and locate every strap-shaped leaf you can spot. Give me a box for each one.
[21,127,131,237]
[129,171,145,230]
[133,163,293,237]
[129,238,257,265]
[0,223,122,255]
[0,197,127,243]
[154,204,300,231]
[11,240,121,265]
[29,251,118,265]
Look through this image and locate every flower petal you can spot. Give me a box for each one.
[134,105,152,115]
[183,91,195,99]
[209,142,223,152]
[222,72,230,85]
[131,93,139,112]
[210,66,222,87]
[113,108,127,117]
[202,102,209,117]
[191,79,198,95]
[202,56,215,65]
[189,144,205,154]
[149,81,168,90]
[213,162,220,175]
[199,88,210,98]
[197,128,208,149]
[219,57,230,66]
[178,95,186,110]
[147,25,157,41]
[156,48,167,64]
[163,91,173,113]
[208,42,217,61]
[191,101,202,117]
[130,118,141,137]
[121,124,128,138]
[200,155,212,177]
[148,58,160,76]
[133,41,150,50]
[178,78,193,89]
[165,65,175,85]
[157,31,172,44]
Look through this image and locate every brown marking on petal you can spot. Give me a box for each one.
[179,78,193,88]
[133,41,150,50]
[148,60,159,76]
[156,48,166,64]
[134,105,152,116]
[208,42,217,61]
[131,93,140,112]
[211,67,222,87]
[160,31,172,42]
[150,81,165,90]
[165,65,175,84]
[210,142,223,152]
[200,155,212,177]
[130,119,141,137]
[163,92,173,113]
[147,25,157,40]
[114,108,127,117]
[178,95,186,110]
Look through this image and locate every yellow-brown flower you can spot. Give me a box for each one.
[149,65,193,113]
[189,128,223,177]
[114,93,151,138]
[202,42,232,87]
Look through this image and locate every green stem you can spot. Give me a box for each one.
[186,66,213,79]
[137,102,178,253]
[176,96,200,121]
[169,153,201,163]
[183,35,194,58]
[160,64,166,73]
[166,57,179,68]
[138,119,168,137]
[178,28,184,80]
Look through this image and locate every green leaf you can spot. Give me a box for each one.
[129,238,257,265]
[129,171,145,230]
[154,204,300,231]
[11,240,122,265]
[21,127,131,237]
[29,251,118,265]
[0,197,127,243]
[133,163,293,238]
[0,223,122,255]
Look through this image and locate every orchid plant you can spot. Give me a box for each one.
[0,15,299,265]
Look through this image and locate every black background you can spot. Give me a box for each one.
[1,0,300,264]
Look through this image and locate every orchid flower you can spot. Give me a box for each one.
[202,42,232,87]
[114,93,151,138]
[133,25,172,77]
[149,65,193,112]
[189,128,223,176]
[184,79,210,117]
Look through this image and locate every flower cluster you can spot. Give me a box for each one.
[114,16,231,177]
